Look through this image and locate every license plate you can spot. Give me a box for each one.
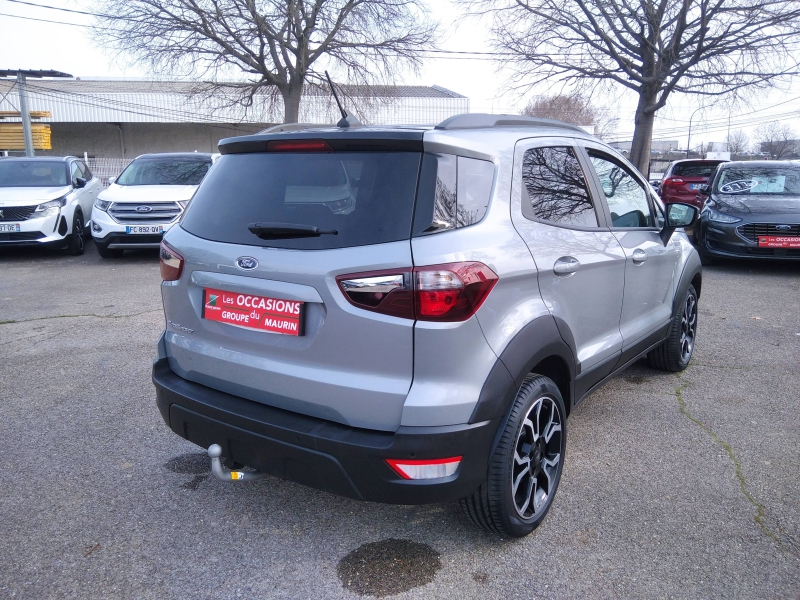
[125,225,164,234]
[202,288,304,336]
[689,183,702,190]
[757,236,800,248]
[0,223,21,232]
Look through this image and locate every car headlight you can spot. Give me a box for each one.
[707,208,741,224]
[94,198,112,212]
[34,196,67,215]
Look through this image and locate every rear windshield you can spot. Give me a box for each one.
[180,152,421,250]
[117,157,211,186]
[672,162,723,178]
[715,166,800,195]
[0,160,67,187]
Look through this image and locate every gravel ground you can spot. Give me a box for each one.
[0,242,798,600]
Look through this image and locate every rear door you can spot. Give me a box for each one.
[579,145,680,352]
[510,138,626,375]
[162,142,422,432]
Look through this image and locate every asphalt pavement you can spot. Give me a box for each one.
[1,242,798,599]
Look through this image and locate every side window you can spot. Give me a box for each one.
[70,162,81,186]
[521,146,598,227]
[78,161,92,180]
[588,154,655,228]
[416,153,494,234]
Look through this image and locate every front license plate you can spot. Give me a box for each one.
[202,287,304,336]
[758,235,800,248]
[0,223,21,232]
[126,225,164,234]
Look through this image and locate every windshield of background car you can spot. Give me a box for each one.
[715,167,800,195]
[116,158,211,185]
[0,160,67,187]
[180,151,421,250]
[672,162,724,178]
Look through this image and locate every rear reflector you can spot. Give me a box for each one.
[336,262,498,322]
[159,241,184,281]
[266,139,333,152]
[386,457,462,480]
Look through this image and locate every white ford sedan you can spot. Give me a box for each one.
[91,153,216,258]
[0,156,101,255]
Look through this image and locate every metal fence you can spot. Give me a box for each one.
[86,157,131,187]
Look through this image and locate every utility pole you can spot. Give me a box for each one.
[686,106,703,159]
[17,72,34,157]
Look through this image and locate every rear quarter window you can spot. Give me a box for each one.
[180,152,421,250]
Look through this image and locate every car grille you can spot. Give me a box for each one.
[0,205,37,222]
[738,223,800,242]
[108,202,182,224]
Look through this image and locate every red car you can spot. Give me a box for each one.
[659,159,728,208]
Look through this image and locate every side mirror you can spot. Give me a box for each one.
[108,176,117,185]
[660,203,698,244]
[74,177,87,189]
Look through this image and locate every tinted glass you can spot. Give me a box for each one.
[181,152,421,250]
[117,158,211,185]
[521,147,597,227]
[70,162,81,185]
[0,160,67,187]
[589,154,655,228]
[457,156,493,226]
[716,166,800,195]
[673,162,724,177]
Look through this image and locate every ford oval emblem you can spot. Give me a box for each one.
[775,224,791,231]
[236,256,258,270]
[135,205,153,213]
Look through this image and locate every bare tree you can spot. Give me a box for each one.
[522,91,618,139]
[95,0,438,123]
[465,0,800,176]
[725,129,750,156]
[755,121,797,159]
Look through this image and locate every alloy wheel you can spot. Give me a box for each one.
[680,292,697,363]
[512,396,563,519]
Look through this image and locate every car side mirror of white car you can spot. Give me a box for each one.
[108,176,116,185]
[660,203,698,245]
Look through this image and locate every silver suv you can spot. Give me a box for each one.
[153,114,701,537]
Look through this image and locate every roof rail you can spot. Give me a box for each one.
[435,113,586,133]
[259,123,331,134]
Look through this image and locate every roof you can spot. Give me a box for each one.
[0,78,469,126]
[135,152,215,159]
[0,155,74,161]
[0,70,72,78]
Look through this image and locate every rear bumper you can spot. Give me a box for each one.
[152,358,499,504]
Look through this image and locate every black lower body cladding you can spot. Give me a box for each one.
[153,359,500,504]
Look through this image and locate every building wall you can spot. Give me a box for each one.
[39,122,270,158]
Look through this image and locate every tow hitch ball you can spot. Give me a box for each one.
[207,444,267,482]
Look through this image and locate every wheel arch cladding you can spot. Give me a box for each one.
[469,316,576,423]
[674,251,702,313]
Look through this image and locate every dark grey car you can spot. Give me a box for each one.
[695,161,800,264]
[152,114,702,537]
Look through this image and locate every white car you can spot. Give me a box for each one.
[0,156,100,255]
[91,153,216,258]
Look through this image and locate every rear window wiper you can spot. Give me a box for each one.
[248,222,339,240]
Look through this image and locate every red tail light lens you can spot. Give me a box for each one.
[159,241,184,281]
[663,177,684,187]
[337,262,498,322]
[267,139,333,152]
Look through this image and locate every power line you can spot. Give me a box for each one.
[0,0,99,16]
[0,10,88,25]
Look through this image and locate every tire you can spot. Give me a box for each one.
[96,243,123,259]
[460,374,566,538]
[647,284,698,372]
[66,212,85,256]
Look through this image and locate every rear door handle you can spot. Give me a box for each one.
[553,256,580,276]
[632,249,647,264]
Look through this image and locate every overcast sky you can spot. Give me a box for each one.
[1,0,799,148]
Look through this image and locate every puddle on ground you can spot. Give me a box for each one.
[163,453,211,474]
[337,539,441,597]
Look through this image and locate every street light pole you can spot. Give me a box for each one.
[686,106,703,159]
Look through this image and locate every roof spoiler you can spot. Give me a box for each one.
[436,113,586,133]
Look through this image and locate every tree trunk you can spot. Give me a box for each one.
[628,92,657,178]
[282,82,303,124]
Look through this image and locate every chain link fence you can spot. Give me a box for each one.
[85,157,131,188]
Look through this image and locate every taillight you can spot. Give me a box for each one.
[663,177,684,187]
[159,241,184,281]
[267,139,333,152]
[386,457,462,480]
[337,262,498,322]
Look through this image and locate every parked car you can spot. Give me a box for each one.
[91,153,216,258]
[0,156,100,255]
[695,160,800,265]
[152,115,701,537]
[659,159,728,208]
